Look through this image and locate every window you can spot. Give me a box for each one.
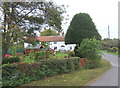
[61,45,65,47]
[54,42,57,44]
[54,47,57,50]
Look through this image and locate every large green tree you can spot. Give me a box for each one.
[0,1,65,57]
[65,13,101,45]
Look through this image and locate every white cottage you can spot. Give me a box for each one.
[25,36,76,51]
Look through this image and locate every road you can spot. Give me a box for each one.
[88,53,118,86]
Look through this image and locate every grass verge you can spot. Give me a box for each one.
[20,59,111,86]
[102,50,118,55]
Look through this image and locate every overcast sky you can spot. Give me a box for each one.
[53,0,119,39]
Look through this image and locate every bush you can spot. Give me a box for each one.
[35,51,45,60]
[68,51,75,57]
[35,51,52,60]
[2,56,20,64]
[29,48,34,59]
[86,55,101,69]
[2,57,80,87]
[107,47,118,53]
[77,38,101,68]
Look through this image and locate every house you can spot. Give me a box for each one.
[24,36,76,52]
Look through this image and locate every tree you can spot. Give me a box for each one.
[0,1,66,57]
[2,25,25,57]
[40,29,59,36]
[65,13,101,45]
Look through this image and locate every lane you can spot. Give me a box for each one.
[102,53,118,67]
[88,53,118,86]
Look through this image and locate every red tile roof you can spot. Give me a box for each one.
[36,36,64,42]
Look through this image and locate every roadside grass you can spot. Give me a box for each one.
[102,50,118,55]
[21,59,111,86]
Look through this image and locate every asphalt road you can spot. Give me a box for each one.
[88,53,118,86]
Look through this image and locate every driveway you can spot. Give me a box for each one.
[87,53,118,86]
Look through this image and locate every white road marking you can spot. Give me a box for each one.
[110,62,118,67]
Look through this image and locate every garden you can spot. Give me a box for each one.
[2,38,105,87]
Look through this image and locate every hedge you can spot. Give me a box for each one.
[2,57,20,64]
[2,57,80,87]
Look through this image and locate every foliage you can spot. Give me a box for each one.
[7,47,25,55]
[107,47,118,53]
[22,56,35,63]
[2,25,25,57]
[35,51,52,60]
[29,48,35,59]
[86,55,101,69]
[2,56,20,64]
[101,38,118,53]
[2,57,80,87]
[40,29,59,36]
[35,51,45,60]
[41,42,49,48]
[65,13,101,45]
[77,38,101,59]
[12,47,16,56]
[48,53,68,60]
[1,1,66,57]
[77,38,101,68]
[102,50,118,55]
[68,51,75,57]
[102,38,118,48]
[22,59,111,86]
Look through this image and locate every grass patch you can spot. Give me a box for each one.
[48,53,68,60]
[21,59,111,86]
[21,53,68,63]
[102,50,118,55]
[22,56,35,63]
[55,53,68,58]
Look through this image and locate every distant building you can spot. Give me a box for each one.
[24,36,76,51]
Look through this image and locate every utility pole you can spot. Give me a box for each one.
[108,25,110,39]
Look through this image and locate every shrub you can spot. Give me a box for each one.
[68,51,75,57]
[16,53,25,57]
[12,47,17,57]
[35,51,45,60]
[77,38,101,68]
[2,56,20,64]
[107,47,118,53]
[86,55,101,69]
[2,57,80,87]
[29,48,34,59]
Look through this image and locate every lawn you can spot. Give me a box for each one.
[22,53,68,63]
[22,56,35,63]
[54,53,68,58]
[21,59,111,86]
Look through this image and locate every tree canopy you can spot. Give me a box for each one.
[0,1,66,57]
[65,13,101,45]
[40,29,59,36]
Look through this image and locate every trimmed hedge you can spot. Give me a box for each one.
[2,57,80,87]
[2,57,20,64]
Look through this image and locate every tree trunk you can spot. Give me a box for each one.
[2,47,8,59]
